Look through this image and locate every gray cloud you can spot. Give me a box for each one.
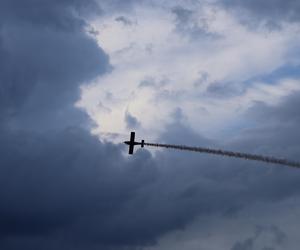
[222,0,300,27]
[0,0,110,131]
[1,1,300,249]
[193,71,209,88]
[125,111,141,129]
[1,2,216,247]
[152,92,300,224]
[232,238,254,250]
[138,76,169,89]
[115,16,133,25]
[0,0,102,31]
[247,92,300,124]
[205,81,245,99]
[0,128,161,248]
[231,225,286,250]
[139,76,156,88]
[171,5,219,39]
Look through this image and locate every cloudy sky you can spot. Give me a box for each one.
[1,0,300,249]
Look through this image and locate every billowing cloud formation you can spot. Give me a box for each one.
[80,0,300,141]
[143,93,300,249]
[1,1,300,250]
[0,0,109,130]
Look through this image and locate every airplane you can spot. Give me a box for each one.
[124,132,144,154]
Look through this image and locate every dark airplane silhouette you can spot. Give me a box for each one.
[124,132,144,154]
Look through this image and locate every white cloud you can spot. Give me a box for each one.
[78,1,300,143]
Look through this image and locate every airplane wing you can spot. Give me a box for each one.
[128,132,135,154]
[128,144,134,154]
[130,132,135,142]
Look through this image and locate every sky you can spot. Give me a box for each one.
[1,0,300,249]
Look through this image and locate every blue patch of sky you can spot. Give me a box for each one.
[244,63,300,85]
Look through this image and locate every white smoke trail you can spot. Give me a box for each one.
[144,142,300,169]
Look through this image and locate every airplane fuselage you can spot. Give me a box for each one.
[124,132,144,154]
[124,141,140,146]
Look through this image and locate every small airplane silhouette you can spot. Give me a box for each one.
[124,132,144,154]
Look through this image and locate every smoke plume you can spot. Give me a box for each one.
[144,143,300,169]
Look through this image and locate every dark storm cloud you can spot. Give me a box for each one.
[0,0,102,32]
[221,92,300,202]
[150,93,300,223]
[222,0,300,27]
[0,0,110,130]
[2,1,300,249]
[233,91,300,161]
[0,1,235,249]
[0,0,158,249]
[232,238,254,250]
[247,92,300,123]
[0,128,161,248]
